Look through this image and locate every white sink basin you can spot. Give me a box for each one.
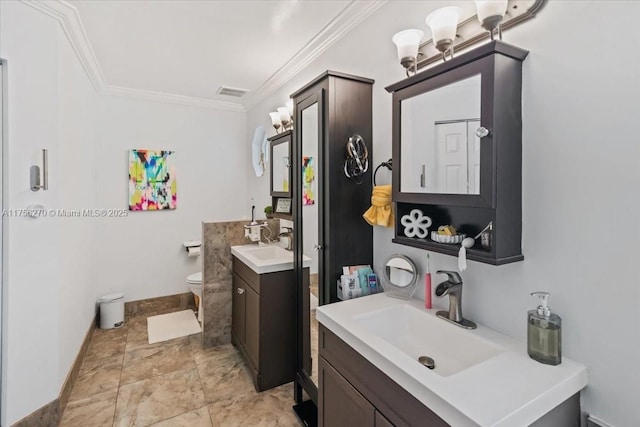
[316,294,588,427]
[231,244,311,274]
[354,304,503,377]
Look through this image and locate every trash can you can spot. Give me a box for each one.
[99,293,125,329]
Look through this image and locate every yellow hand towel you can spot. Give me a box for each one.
[363,184,394,227]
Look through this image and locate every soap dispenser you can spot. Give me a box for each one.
[527,292,561,365]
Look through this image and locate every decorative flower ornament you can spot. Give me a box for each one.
[401,209,432,238]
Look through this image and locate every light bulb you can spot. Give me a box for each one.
[475,0,508,34]
[425,6,462,53]
[269,112,281,126]
[286,99,294,118]
[392,29,424,62]
[277,107,290,124]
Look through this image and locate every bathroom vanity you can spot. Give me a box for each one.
[231,245,310,392]
[317,294,587,427]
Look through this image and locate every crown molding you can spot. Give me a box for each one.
[102,86,246,112]
[20,0,385,113]
[20,0,106,91]
[20,0,246,112]
[242,0,388,110]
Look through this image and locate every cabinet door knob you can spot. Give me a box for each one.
[237,288,245,294]
[313,244,323,251]
[475,126,490,138]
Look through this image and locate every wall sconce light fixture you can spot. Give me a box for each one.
[425,6,463,61]
[392,29,424,76]
[476,0,508,40]
[269,112,282,133]
[30,149,48,191]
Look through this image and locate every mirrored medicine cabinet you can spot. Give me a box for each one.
[386,41,528,265]
[269,130,292,219]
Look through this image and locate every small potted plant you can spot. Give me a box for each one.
[264,205,274,219]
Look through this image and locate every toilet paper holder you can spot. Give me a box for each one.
[183,240,201,256]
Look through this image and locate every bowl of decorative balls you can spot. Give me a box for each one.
[431,225,466,244]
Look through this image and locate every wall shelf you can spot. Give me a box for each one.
[392,236,523,265]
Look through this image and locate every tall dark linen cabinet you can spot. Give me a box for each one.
[291,71,374,410]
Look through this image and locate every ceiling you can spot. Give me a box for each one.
[62,0,382,110]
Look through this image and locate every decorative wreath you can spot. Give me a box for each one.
[400,209,432,238]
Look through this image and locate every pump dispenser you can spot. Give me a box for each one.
[527,292,561,365]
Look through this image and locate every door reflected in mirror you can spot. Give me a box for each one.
[400,74,481,195]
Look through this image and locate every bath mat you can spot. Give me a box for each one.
[147,309,201,344]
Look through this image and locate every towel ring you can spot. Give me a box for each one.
[373,159,393,186]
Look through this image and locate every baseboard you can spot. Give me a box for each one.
[124,292,195,319]
[58,314,97,416]
[11,314,97,427]
[10,398,59,427]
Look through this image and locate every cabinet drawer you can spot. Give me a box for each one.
[233,256,260,294]
[320,325,448,427]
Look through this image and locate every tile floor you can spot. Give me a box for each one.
[60,311,300,427]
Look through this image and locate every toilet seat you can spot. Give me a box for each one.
[187,272,202,284]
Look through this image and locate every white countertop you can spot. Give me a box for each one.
[316,293,588,427]
[230,244,311,274]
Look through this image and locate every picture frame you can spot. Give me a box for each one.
[275,197,292,214]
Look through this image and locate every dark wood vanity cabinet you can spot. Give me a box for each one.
[231,256,303,392]
[319,324,581,427]
[319,325,449,427]
[386,41,528,265]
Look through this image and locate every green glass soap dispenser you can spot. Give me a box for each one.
[527,292,562,365]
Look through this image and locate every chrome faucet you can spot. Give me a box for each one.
[278,227,294,251]
[434,270,477,329]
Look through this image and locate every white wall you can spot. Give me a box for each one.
[0,2,98,424]
[246,1,640,425]
[56,17,99,396]
[93,95,247,302]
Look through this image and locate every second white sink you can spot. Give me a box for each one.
[354,304,503,377]
[231,244,311,274]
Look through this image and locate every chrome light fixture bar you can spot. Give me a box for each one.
[416,0,546,70]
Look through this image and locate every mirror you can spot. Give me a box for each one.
[271,138,290,194]
[301,102,319,387]
[400,74,481,195]
[270,133,292,197]
[380,255,418,299]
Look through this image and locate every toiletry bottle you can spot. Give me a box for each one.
[527,292,561,365]
[425,254,432,309]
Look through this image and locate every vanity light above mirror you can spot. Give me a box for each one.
[269,99,294,134]
[391,0,547,75]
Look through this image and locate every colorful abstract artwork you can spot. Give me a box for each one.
[129,149,176,211]
[302,156,315,206]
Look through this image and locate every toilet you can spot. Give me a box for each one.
[187,272,203,322]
